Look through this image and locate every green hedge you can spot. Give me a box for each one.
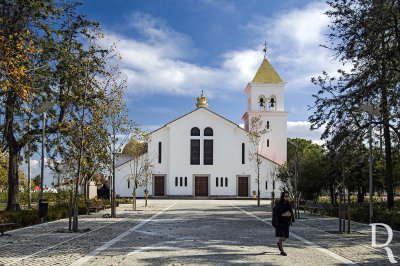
[0,199,97,229]
[321,201,400,230]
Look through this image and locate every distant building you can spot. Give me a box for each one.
[115,58,288,198]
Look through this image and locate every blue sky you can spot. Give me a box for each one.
[77,0,339,137]
[22,0,343,186]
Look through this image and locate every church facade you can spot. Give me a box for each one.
[115,58,288,198]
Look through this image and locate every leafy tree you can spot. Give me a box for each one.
[247,116,269,207]
[0,0,100,210]
[104,80,132,218]
[298,143,326,201]
[0,0,132,216]
[278,139,326,202]
[310,0,400,208]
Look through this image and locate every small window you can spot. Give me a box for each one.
[225,177,228,187]
[180,177,183,186]
[267,121,270,129]
[273,180,275,190]
[128,180,130,189]
[216,177,219,187]
[266,181,268,190]
[185,177,187,186]
[241,143,245,164]
[204,127,213,136]
[267,139,270,147]
[158,142,162,163]
[175,177,178,186]
[220,177,223,187]
[191,127,200,136]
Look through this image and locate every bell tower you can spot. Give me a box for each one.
[242,58,289,165]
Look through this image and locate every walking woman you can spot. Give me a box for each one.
[274,191,294,256]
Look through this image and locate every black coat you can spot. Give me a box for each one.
[276,200,295,228]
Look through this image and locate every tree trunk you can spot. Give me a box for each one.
[27,149,31,209]
[257,169,260,207]
[381,83,394,208]
[339,190,342,232]
[69,190,73,231]
[347,191,351,234]
[5,91,21,211]
[83,177,87,201]
[7,146,21,211]
[383,121,394,208]
[330,184,335,205]
[133,189,136,211]
[73,181,79,232]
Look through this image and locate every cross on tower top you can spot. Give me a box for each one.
[263,41,267,59]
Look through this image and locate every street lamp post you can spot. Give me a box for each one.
[33,102,54,202]
[360,104,380,224]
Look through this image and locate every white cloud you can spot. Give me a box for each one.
[30,159,39,167]
[102,3,346,101]
[287,121,325,145]
[102,12,264,99]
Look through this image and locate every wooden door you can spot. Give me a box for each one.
[195,176,208,196]
[154,176,164,196]
[238,176,248,197]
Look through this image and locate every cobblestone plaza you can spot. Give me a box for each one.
[0,200,399,265]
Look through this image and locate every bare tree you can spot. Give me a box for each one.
[247,116,270,207]
[123,130,154,210]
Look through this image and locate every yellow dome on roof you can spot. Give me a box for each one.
[196,91,208,108]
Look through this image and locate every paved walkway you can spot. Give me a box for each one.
[0,199,399,265]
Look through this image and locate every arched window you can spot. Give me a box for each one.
[180,177,183,186]
[225,177,228,187]
[204,127,213,136]
[220,177,223,187]
[191,127,200,136]
[175,177,178,186]
[184,177,187,186]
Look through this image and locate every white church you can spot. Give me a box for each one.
[115,58,288,198]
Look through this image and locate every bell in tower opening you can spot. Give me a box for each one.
[269,97,276,111]
[258,95,266,111]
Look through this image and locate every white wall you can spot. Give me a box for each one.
[115,107,284,198]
